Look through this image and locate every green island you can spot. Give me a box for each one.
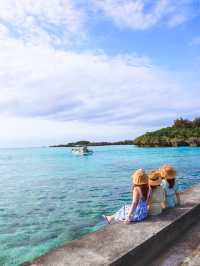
[133,117,200,147]
[50,140,134,147]
[50,118,200,148]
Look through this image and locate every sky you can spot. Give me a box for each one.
[0,0,200,147]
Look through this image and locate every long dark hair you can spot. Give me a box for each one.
[167,179,175,189]
[134,184,149,200]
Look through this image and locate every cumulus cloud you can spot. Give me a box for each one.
[0,114,142,147]
[0,0,85,47]
[91,0,196,30]
[0,33,198,138]
[0,0,198,146]
[0,37,174,120]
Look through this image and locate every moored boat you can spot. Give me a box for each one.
[71,146,93,156]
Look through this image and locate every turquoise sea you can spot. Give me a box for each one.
[0,145,200,265]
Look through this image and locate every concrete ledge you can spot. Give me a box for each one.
[22,185,200,266]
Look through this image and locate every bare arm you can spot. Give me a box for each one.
[161,202,166,209]
[161,190,166,209]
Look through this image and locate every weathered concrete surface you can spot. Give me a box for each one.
[22,185,200,266]
[149,219,200,266]
[183,248,200,266]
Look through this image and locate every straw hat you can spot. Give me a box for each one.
[148,170,161,186]
[132,169,148,185]
[160,165,176,180]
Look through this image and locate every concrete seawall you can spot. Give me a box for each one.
[22,184,200,266]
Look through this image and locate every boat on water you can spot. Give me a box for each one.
[71,146,93,156]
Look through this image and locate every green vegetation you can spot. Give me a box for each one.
[50,140,134,147]
[50,118,200,148]
[133,118,200,147]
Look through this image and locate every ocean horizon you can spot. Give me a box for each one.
[0,145,200,265]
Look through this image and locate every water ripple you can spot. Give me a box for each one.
[0,146,200,265]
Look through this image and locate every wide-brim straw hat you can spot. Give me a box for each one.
[132,169,148,185]
[160,165,176,180]
[148,170,162,186]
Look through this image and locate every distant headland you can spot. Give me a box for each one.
[50,140,134,148]
[133,117,200,147]
[50,118,200,148]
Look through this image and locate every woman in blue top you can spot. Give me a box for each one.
[103,169,149,224]
[160,165,181,208]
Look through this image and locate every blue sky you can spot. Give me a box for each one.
[0,0,200,147]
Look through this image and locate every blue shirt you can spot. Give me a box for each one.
[161,179,180,208]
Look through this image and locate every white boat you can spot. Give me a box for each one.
[71,146,93,156]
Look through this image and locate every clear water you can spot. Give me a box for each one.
[0,145,200,266]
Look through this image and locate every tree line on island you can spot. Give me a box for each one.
[133,117,200,147]
[50,140,134,147]
[50,117,200,148]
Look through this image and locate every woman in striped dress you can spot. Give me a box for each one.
[103,169,149,224]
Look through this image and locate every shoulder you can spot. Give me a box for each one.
[133,186,140,195]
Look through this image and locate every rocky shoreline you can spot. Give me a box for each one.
[133,137,200,147]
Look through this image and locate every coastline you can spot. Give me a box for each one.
[49,140,134,148]
[133,118,200,147]
[22,184,200,266]
[1,145,200,265]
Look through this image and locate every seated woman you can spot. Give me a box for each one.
[148,170,166,216]
[160,165,181,208]
[103,169,149,224]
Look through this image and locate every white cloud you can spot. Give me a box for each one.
[0,0,85,47]
[0,24,9,39]
[0,1,198,147]
[167,13,188,27]
[0,35,177,120]
[91,0,195,30]
[0,115,141,147]
[190,36,200,46]
[0,31,199,147]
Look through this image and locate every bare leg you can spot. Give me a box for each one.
[106,215,113,223]
[103,215,113,224]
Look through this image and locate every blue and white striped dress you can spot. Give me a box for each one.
[113,199,148,222]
